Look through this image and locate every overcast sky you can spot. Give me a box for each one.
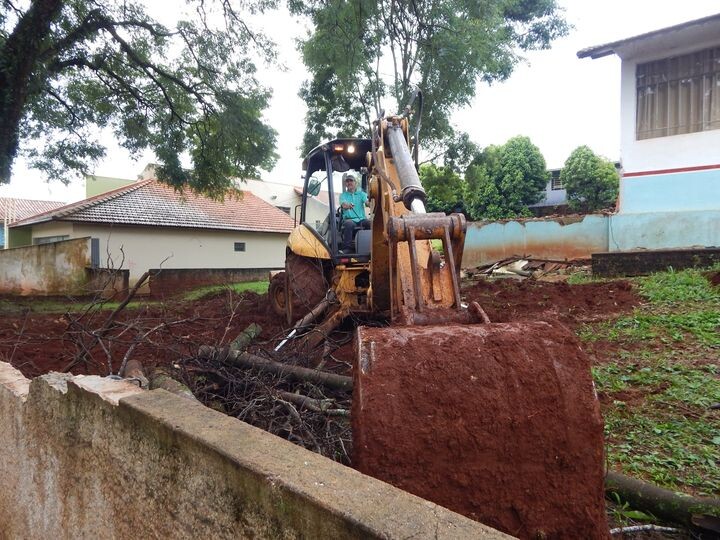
[1,0,718,203]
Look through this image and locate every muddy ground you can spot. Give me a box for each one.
[0,277,642,379]
[0,277,665,538]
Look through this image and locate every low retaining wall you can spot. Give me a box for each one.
[463,214,608,267]
[0,362,505,539]
[149,267,281,298]
[593,247,720,277]
[85,268,130,300]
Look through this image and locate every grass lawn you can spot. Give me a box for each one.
[578,266,720,498]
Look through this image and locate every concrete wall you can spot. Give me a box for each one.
[463,215,609,267]
[0,237,92,296]
[0,362,505,539]
[608,209,720,251]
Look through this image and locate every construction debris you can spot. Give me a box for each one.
[467,256,591,281]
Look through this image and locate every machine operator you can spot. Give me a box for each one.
[339,172,370,253]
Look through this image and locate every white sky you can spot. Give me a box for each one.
[1,0,718,203]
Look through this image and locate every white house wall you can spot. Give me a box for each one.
[25,222,288,283]
[30,221,74,240]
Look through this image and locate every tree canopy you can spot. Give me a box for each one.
[0,0,278,196]
[419,163,465,214]
[561,145,619,212]
[464,135,548,220]
[293,0,568,155]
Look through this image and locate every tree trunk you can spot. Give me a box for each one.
[0,0,64,181]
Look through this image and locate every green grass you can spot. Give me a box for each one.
[0,281,270,314]
[181,280,269,301]
[594,360,720,495]
[636,266,720,304]
[580,265,720,497]
[0,297,156,314]
[584,309,720,347]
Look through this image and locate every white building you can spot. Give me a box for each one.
[579,14,720,250]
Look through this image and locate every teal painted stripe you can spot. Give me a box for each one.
[621,169,720,213]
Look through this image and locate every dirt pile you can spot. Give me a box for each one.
[353,321,609,539]
[463,278,641,326]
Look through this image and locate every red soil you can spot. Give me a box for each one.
[353,322,609,539]
[0,292,285,378]
[462,278,642,326]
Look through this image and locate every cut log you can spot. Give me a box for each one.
[149,368,198,402]
[605,471,720,526]
[197,345,353,391]
[229,323,262,352]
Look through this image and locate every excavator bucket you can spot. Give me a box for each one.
[352,321,609,539]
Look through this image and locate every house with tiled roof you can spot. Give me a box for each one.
[6,179,295,286]
[1,197,66,248]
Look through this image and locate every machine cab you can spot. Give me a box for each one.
[300,138,374,262]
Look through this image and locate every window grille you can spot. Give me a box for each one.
[636,46,720,139]
[234,242,246,252]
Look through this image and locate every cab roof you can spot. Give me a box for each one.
[302,138,373,175]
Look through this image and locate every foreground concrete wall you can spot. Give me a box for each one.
[463,215,609,267]
[0,237,91,295]
[0,363,506,539]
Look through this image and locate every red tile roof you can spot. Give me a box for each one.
[0,198,66,223]
[11,180,295,234]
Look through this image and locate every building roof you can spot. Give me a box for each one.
[578,13,720,60]
[293,186,333,206]
[11,179,295,234]
[0,197,66,223]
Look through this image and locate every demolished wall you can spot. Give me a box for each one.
[0,362,506,539]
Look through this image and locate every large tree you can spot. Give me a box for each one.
[293,0,568,155]
[0,0,278,196]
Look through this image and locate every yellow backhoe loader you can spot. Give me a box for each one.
[269,96,610,539]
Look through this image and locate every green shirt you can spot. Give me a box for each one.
[339,190,368,222]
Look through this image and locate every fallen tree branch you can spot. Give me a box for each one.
[197,345,353,391]
[276,391,350,417]
[609,524,680,535]
[62,270,151,372]
[605,471,720,526]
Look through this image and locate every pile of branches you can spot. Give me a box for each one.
[178,346,353,464]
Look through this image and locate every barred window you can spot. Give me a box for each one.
[636,46,720,140]
[234,242,246,252]
[550,171,564,190]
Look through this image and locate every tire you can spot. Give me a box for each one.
[286,252,329,325]
[268,272,287,317]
